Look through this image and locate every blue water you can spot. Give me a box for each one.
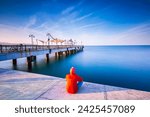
[0,46,150,91]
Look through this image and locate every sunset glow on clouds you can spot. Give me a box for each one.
[0,0,150,45]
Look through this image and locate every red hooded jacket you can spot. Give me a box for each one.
[66,67,83,94]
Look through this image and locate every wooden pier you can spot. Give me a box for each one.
[0,44,84,70]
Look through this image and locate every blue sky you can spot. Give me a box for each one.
[0,0,150,45]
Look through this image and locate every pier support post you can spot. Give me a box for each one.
[55,52,58,57]
[73,49,76,53]
[65,51,68,56]
[0,45,2,53]
[27,56,32,70]
[66,48,69,55]
[76,49,77,53]
[12,59,17,66]
[58,51,63,57]
[61,52,63,56]
[74,48,76,53]
[46,54,49,62]
[69,50,72,54]
[58,52,60,57]
[67,50,70,55]
[32,56,36,61]
[71,50,74,54]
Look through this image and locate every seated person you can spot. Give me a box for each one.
[66,67,83,94]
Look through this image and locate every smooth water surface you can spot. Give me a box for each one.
[0,46,150,91]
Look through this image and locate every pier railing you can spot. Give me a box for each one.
[0,44,82,53]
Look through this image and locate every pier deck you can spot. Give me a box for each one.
[0,44,83,61]
[0,44,83,70]
[0,68,150,100]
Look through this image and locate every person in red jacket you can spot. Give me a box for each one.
[66,67,83,94]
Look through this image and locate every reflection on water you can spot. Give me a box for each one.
[0,46,150,92]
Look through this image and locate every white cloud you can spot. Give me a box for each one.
[61,0,84,15]
[24,16,37,29]
[61,6,75,15]
[0,23,45,44]
[78,22,105,30]
[71,13,93,23]
[1,22,150,45]
[71,23,150,45]
[113,23,150,44]
[0,6,150,46]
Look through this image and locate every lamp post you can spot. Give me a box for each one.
[29,34,35,49]
[46,33,50,49]
[74,40,76,45]
[36,39,38,45]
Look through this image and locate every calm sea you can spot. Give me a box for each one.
[0,46,150,91]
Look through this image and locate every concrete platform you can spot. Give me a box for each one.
[0,68,150,100]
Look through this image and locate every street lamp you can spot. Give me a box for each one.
[74,40,76,45]
[36,39,38,45]
[46,33,51,49]
[29,34,35,49]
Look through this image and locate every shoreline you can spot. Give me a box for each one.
[0,68,150,100]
